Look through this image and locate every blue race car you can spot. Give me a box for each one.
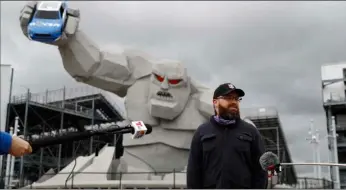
[27,1,67,43]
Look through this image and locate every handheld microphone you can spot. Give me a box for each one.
[259,151,282,175]
[130,121,150,139]
[259,152,282,189]
[27,121,152,152]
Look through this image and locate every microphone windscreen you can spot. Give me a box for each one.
[145,124,153,134]
[259,151,279,171]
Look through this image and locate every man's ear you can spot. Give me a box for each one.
[213,99,218,108]
[213,99,218,115]
[213,99,217,105]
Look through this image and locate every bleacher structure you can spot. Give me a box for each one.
[2,85,125,188]
[1,84,334,189]
[243,107,297,185]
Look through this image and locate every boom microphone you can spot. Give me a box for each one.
[28,121,152,152]
[259,151,281,173]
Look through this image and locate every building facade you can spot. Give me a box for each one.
[321,62,346,189]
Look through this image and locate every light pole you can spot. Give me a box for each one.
[328,116,340,189]
[304,117,341,188]
[306,119,322,180]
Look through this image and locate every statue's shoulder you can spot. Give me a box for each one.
[122,48,154,79]
[190,79,214,117]
[190,78,212,95]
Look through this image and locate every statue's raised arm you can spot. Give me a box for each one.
[19,1,151,97]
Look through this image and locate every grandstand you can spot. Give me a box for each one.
[243,107,297,184]
[2,85,125,188]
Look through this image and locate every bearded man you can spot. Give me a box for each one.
[187,83,268,189]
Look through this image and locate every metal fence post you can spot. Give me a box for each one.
[173,169,176,189]
[71,171,74,189]
[119,172,122,189]
[57,87,66,172]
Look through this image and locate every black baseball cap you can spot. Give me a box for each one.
[213,83,245,99]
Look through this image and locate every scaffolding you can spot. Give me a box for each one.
[1,85,124,188]
[243,107,297,185]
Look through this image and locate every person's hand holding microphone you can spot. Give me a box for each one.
[9,136,32,157]
[0,131,32,157]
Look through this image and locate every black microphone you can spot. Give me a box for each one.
[28,121,152,152]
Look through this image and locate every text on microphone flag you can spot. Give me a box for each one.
[135,121,143,127]
[130,121,148,139]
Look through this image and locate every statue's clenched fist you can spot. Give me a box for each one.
[19,1,80,46]
[9,136,32,157]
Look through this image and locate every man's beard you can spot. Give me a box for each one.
[218,104,240,120]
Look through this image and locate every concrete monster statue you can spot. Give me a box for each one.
[19,2,255,176]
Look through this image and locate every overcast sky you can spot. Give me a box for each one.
[2,1,346,178]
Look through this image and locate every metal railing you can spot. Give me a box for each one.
[2,171,334,189]
[10,85,125,119]
[242,106,279,119]
[290,177,334,189]
[324,92,346,104]
[11,93,96,119]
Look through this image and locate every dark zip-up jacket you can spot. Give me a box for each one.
[187,116,267,189]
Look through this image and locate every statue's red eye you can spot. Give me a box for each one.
[155,74,164,82]
[168,79,182,85]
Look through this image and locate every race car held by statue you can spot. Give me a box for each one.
[26,1,68,42]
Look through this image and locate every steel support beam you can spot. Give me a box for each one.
[19,89,30,187]
[89,99,95,155]
[57,87,66,172]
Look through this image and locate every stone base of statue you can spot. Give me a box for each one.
[28,144,187,189]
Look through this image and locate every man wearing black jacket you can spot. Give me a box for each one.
[187,83,267,189]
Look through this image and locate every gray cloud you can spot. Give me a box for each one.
[2,1,346,178]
